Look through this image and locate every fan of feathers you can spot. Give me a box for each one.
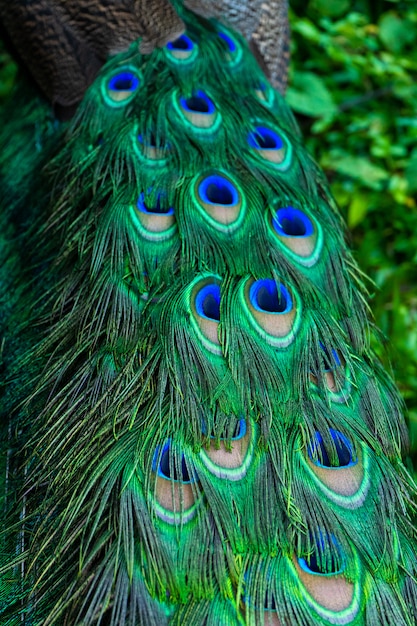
[0,1,416,625]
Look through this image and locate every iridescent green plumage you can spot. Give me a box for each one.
[1,3,417,625]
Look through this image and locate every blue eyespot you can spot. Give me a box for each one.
[264,594,277,611]
[199,175,239,206]
[308,429,356,468]
[108,71,139,93]
[136,131,170,162]
[180,90,215,115]
[137,192,174,215]
[195,284,221,322]
[248,126,284,150]
[153,442,193,483]
[231,419,246,440]
[104,69,141,106]
[273,207,314,238]
[254,81,273,106]
[249,279,292,314]
[298,532,345,576]
[218,32,237,53]
[319,342,342,371]
[167,34,194,51]
[137,133,157,147]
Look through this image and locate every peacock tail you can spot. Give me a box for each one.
[0,1,416,624]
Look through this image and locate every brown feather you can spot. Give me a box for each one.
[0,0,184,107]
[183,0,290,93]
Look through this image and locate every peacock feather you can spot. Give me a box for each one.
[0,1,416,624]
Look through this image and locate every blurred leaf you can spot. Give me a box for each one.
[286,72,338,118]
[348,193,369,229]
[322,153,389,189]
[405,150,417,193]
[378,12,416,53]
[311,0,350,17]
[291,18,321,42]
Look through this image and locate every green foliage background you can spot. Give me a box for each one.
[289,0,417,467]
[0,1,416,462]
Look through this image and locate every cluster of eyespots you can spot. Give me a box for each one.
[152,417,254,521]
[247,126,291,169]
[193,172,245,232]
[165,28,243,65]
[103,68,141,106]
[242,277,301,347]
[193,170,322,268]
[165,33,197,63]
[130,191,176,241]
[190,275,300,351]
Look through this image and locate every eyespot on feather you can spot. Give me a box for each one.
[243,592,280,623]
[134,192,176,236]
[177,89,220,130]
[247,126,291,168]
[272,206,320,260]
[190,277,221,351]
[242,568,282,625]
[308,429,357,469]
[254,81,275,108]
[166,34,197,62]
[152,441,198,523]
[200,418,254,480]
[310,345,350,396]
[293,533,358,616]
[193,173,244,231]
[103,68,141,106]
[218,30,243,65]
[293,544,356,616]
[298,532,345,577]
[306,434,365,499]
[136,132,169,162]
[242,278,300,347]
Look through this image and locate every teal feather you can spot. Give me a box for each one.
[1,3,417,625]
